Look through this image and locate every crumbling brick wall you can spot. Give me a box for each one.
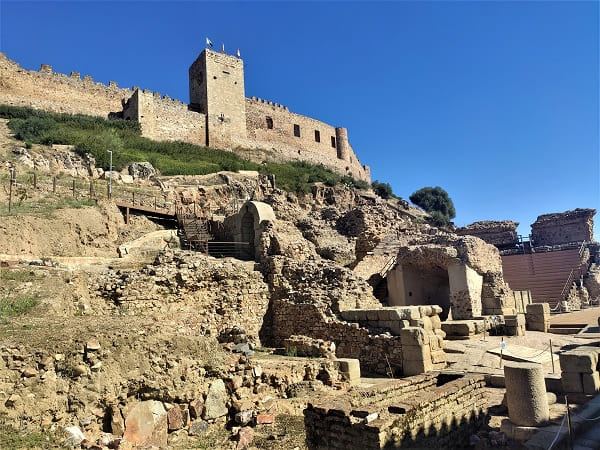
[270,300,403,375]
[531,209,595,246]
[94,251,271,343]
[304,373,487,449]
[457,220,519,248]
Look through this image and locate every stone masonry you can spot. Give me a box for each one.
[0,49,370,181]
[271,301,446,376]
[457,220,519,248]
[531,208,595,246]
[560,346,600,396]
[304,373,488,449]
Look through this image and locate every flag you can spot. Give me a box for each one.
[206,37,213,48]
[236,48,241,58]
[221,43,225,53]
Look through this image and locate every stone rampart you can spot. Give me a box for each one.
[0,53,207,146]
[245,98,370,181]
[304,373,488,449]
[0,51,371,181]
[123,89,207,145]
[0,53,130,117]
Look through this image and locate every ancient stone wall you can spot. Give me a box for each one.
[304,374,488,449]
[270,300,404,375]
[531,208,595,246]
[245,98,370,181]
[457,220,519,248]
[94,251,270,343]
[0,53,130,117]
[123,89,207,145]
[1,51,371,181]
[270,301,446,376]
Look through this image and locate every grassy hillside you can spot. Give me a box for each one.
[0,105,368,194]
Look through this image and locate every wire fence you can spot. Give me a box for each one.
[2,169,167,216]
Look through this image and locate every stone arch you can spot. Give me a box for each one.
[235,201,276,261]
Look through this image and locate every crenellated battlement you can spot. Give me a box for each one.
[248,96,289,111]
[0,50,371,182]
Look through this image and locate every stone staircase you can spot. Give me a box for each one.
[176,211,212,252]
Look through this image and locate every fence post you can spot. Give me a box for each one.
[550,339,555,374]
[132,191,135,205]
[33,172,37,189]
[565,395,573,448]
[8,169,14,213]
[53,176,56,194]
[72,179,76,197]
[89,180,94,199]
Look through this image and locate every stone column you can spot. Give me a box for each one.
[504,362,549,426]
[448,262,483,319]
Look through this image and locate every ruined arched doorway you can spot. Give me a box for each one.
[228,201,276,262]
[240,211,255,260]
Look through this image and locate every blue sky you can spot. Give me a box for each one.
[1,1,598,238]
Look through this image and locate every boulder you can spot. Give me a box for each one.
[128,162,157,180]
[236,426,254,449]
[122,400,167,448]
[202,379,228,419]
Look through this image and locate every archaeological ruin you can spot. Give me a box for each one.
[1,46,600,450]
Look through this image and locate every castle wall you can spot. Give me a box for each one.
[124,89,206,145]
[245,98,370,181]
[0,51,371,182]
[0,53,129,118]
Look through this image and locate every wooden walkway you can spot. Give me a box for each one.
[114,200,175,223]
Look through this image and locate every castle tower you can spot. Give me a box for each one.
[189,49,247,148]
[335,127,350,161]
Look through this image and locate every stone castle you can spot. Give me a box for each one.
[0,49,371,181]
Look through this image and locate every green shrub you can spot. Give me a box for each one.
[9,117,56,141]
[409,186,456,225]
[0,294,38,320]
[372,180,394,199]
[0,104,373,195]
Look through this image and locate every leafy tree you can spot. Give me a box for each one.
[409,186,456,224]
[371,180,394,199]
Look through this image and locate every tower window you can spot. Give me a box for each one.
[314,130,320,142]
[266,117,273,129]
[331,136,336,148]
[294,124,300,137]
